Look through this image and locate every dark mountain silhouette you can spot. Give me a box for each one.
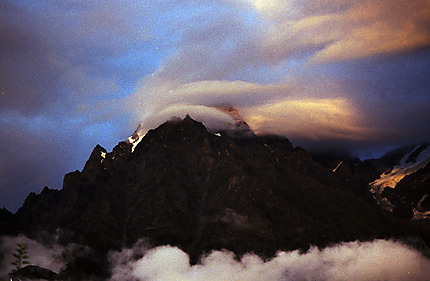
[312,143,430,219]
[2,116,430,280]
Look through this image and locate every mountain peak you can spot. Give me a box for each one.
[126,108,254,152]
[214,106,255,138]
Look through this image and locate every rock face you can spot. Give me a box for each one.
[2,116,430,279]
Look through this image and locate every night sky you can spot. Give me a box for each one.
[1,0,430,212]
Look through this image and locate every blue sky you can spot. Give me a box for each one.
[1,0,429,212]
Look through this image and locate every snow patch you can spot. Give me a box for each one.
[370,145,430,190]
[127,134,145,153]
[100,151,106,163]
[369,145,430,215]
[126,122,146,152]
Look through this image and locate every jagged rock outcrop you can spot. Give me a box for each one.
[2,116,430,279]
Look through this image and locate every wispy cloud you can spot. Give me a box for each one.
[249,0,430,63]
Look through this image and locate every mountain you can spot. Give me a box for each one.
[2,115,430,280]
[311,143,430,219]
[124,105,255,152]
[368,144,430,219]
[214,106,255,138]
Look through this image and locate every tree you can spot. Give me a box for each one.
[11,242,30,273]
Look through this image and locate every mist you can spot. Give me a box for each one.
[109,239,430,281]
[2,235,429,280]
[0,235,66,277]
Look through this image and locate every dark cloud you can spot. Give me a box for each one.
[340,50,430,145]
[0,114,83,211]
[0,0,154,114]
[0,2,62,115]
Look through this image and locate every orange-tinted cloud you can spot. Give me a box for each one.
[242,98,372,141]
[252,0,430,63]
[130,76,381,143]
[125,0,430,153]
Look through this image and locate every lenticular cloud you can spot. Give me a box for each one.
[109,239,430,281]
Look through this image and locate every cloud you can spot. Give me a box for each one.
[130,77,372,142]
[2,236,429,280]
[138,104,241,133]
[242,98,370,141]
[251,0,430,63]
[0,235,66,277]
[127,0,430,154]
[0,0,154,117]
[130,79,290,116]
[130,72,381,147]
[109,239,430,281]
